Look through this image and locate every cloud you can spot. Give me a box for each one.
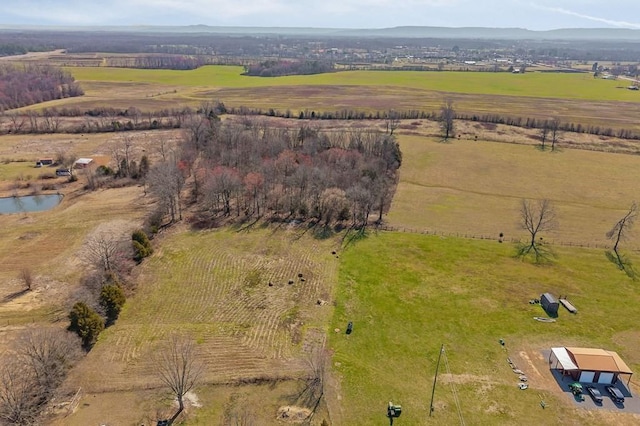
[533,4,640,29]
[0,0,458,26]
[0,0,636,29]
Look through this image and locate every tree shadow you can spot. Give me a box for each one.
[515,241,556,265]
[2,288,29,303]
[341,226,368,249]
[605,250,637,280]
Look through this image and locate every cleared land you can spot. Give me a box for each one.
[388,134,640,249]
[67,66,639,101]
[43,66,640,132]
[60,226,340,424]
[330,232,640,425]
[2,60,640,424]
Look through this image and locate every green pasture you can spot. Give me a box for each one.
[0,161,38,181]
[67,66,640,102]
[388,135,640,249]
[330,232,640,425]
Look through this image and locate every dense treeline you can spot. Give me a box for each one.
[148,116,401,228]
[0,64,83,111]
[243,60,334,77]
[0,43,28,56]
[106,54,210,70]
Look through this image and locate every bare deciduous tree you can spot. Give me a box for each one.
[16,328,82,400]
[83,232,127,273]
[156,336,203,425]
[550,118,562,151]
[0,328,81,424]
[517,199,557,263]
[19,268,34,291]
[0,359,39,425]
[439,99,455,141]
[539,121,550,150]
[606,202,638,276]
[385,110,400,136]
[148,156,185,223]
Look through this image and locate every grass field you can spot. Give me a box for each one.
[60,226,340,424]
[388,134,640,249]
[330,232,640,425]
[51,66,640,132]
[68,66,640,102]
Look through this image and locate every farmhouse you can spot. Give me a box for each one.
[549,347,633,385]
[74,158,94,169]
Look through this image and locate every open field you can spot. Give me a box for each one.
[3,56,640,424]
[0,185,149,333]
[36,66,638,132]
[59,226,340,424]
[0,130,181,186]
[330,232,640,425]
[388,134,640,249]
[67,66,640,102]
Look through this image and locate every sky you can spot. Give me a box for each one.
[1,0,639,30]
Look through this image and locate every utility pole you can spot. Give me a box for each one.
[429,344,444,417]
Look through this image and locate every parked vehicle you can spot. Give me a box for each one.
[586,386,603,404]
[568,382,584,401]
[605,385,624,404]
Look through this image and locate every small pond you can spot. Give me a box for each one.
[0,194,63,214]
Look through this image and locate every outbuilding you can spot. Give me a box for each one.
[540,293,559,316]
[549,347,633,386]
[74,158,94,169]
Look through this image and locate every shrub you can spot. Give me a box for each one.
[68,302,104,349]
[99,284,126,326]
[132,229,153,262]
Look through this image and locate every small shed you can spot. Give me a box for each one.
[74,158,93,169]
[36,158,54,167]
[540,293,559,316]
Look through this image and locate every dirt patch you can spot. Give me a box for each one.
[518,351,542,378]
[276,406,312,423]
[613,331,640,365]
[439,373,496,385]
[178,391,202,409]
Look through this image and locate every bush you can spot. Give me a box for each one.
[96,165,114,176]
[99,284,126,326]
[68,302,104,349]
[132,229,153,262]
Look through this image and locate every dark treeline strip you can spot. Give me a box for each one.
[243,60,335,77]
[105,54,211,70]
[0,64,83,111]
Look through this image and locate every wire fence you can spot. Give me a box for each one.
[374,224,613,250]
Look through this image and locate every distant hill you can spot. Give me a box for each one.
[0,24,639,41]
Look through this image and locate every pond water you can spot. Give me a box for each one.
[0,194,63,214]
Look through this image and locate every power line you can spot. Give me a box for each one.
[442,346,466,426]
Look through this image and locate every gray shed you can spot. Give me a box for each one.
[540,293,559,316]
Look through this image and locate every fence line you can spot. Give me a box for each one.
[375,224,612,250]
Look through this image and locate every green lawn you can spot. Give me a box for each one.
[329,232,640,425]
[67,66,640,102]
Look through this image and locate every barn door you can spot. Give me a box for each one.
[597,372,614,384]
[579,371,595,382]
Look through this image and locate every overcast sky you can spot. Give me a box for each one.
[1,0,639,30]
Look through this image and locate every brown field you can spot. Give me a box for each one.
[31,81,640,135]
[388,133,640,249]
